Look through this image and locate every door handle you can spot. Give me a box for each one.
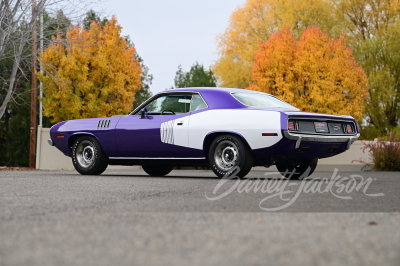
[177,121,183,126]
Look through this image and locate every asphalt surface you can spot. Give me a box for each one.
[0,169,399,266]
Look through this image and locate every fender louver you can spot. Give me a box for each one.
[97,119,111,129]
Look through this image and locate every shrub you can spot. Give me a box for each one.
[361,132,400,171]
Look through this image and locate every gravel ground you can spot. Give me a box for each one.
[0,169,399,266]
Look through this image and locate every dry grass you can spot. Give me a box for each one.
[359,132,400,171]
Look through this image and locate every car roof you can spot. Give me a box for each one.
[157,87,270,109]
[158,87,269,95]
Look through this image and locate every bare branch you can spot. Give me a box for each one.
[0,0,103,120]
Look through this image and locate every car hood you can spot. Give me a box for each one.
[51,116,125,133]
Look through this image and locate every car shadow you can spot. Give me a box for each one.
[101,174,221,179]
[99,173,322,181]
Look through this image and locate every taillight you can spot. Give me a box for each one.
[288,121,298,131]
[344,124,354,133]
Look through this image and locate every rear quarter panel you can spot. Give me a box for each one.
[187,109,282,150]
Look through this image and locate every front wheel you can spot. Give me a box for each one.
[208,135,254,178]
[142,165,173,176]
[276,158,318,180]
[72,136,108,175]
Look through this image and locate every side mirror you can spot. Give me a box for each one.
[140,108,148,119]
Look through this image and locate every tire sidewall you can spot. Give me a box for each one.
[209,135,246,177]
[72,136,101,174]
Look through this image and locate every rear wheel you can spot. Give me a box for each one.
[276,158,318,180]
[142,165,173,176]
[208,135,254,178]
[72,136,108,175]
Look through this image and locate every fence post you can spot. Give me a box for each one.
[35,125,42,169]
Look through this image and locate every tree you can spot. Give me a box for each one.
[0,3,86,167]
[82,9,108,30]
[0,0,100,121]
[335,0,400,136]
[38,17,142,122]
[213,0,336,89]
[172,62,217,88]
[0,4,106,167]
[45,9,71,38]
[0,90,31,166]
[248,27,368,121]
[0,44,31,166]
[0,0,44,120]
[81,11,152,111]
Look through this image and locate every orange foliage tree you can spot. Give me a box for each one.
[248,27,368,120]
[38,17,142,122]
[213,0,336,89]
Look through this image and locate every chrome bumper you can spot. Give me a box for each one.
[283,131,359,150]
[48,139,54,146]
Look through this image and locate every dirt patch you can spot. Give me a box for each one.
[0,167,37,171]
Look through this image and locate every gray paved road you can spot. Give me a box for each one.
[0,169,399,266]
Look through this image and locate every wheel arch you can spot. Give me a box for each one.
[68,133,101,154]
[203,131,254,159]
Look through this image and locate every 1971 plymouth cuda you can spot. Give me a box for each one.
[48,87,359,179]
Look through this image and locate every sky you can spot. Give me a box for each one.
[99,0,244,94]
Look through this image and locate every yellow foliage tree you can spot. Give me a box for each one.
[335,0,400,135]
[213,0,336,89]
[248,27,368,121]
[38,17,142,123]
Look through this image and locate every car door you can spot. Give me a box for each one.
[114,94,192,158]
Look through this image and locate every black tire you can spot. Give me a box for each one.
[142,165,173,176]
[72,136,108,175]
[208,135,254,178]
[276,158,318,180]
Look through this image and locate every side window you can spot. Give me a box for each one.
[190,94,207,112]
[140,95,192,115]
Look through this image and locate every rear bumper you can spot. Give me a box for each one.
[282,130,359,150]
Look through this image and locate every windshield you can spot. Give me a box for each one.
[231,92,298,109]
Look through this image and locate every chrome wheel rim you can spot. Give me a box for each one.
[76,140,96,168]
[214,140,239,171]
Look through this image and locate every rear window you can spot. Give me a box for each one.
[231,92,297,109]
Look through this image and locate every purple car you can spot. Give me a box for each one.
[48,87,359,179]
